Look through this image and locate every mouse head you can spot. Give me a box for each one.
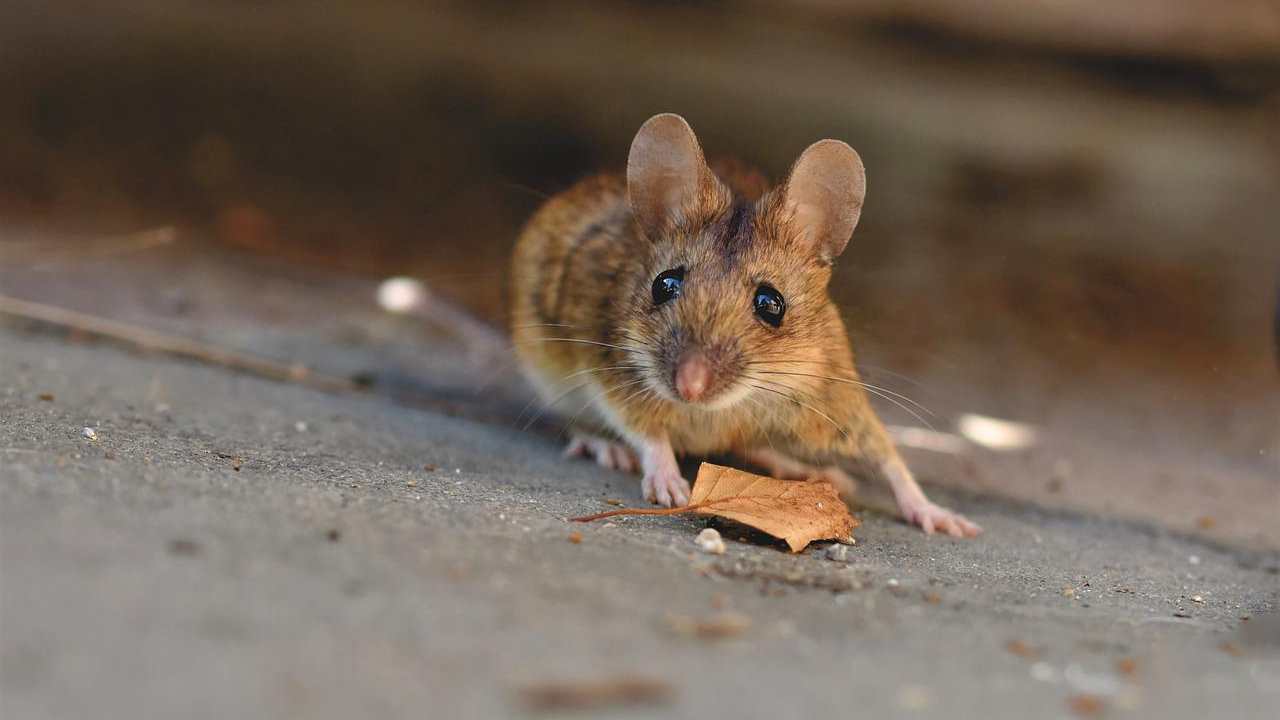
[622,113,865,410]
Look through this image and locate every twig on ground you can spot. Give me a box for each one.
[518,677,674,711]
[0,294,359,394]
[0,226,177,269]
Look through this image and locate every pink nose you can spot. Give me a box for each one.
[675,352,711,402]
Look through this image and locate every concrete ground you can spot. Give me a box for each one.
[2,245,1278,719]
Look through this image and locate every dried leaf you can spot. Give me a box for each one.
[570,463,858,553]
[687,464,858,552]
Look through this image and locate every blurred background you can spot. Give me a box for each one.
[1,0,1277,545]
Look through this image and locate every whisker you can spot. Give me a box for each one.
[613,380,657,411]
[744,357,934,392]
[564,377,651,429]
[744,380,847,438]
[740,392,780,455]
[515,337,644,353]
[858,385,936,431]
[520,378,596,430]
[752,369,933,416]
[511,322,579,329]
[750,369,935,431]
[556,364,648,384]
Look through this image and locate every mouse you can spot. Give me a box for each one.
[510,113,981,537]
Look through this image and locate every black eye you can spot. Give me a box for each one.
[753,285,785,327]
[652,267,684,306]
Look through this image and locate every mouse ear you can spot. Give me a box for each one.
[627,113,718,240]
[780,139,866,261]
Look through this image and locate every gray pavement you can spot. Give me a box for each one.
[2,323,1277,719]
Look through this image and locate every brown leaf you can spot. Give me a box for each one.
[687,464,858,552]
[570,463,858,553]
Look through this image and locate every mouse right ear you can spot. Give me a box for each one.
[627,113,718,240]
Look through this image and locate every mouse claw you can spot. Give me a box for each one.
[563,435,639,473]
[901,499,982,538]
[642,469,690,508]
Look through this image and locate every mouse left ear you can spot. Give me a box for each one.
[780,139,866,261]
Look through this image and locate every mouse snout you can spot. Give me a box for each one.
[674,350,711,402]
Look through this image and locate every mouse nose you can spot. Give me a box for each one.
[675,351,711,402]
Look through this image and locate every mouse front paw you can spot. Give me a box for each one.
[563,435,639,473]
[641,468,690,508]
[899,498,983,538]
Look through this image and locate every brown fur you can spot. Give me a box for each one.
[510,150,897,473]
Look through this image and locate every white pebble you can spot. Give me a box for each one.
[887,578,900,587]
[294,421,308,432]
[376,276,427,314]
[1188,555,1201,565]
[694,528,726,555]
[825,544,849,562]
[81,427,97,440]
[1191,595,1204,603]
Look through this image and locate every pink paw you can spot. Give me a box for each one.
[563,436,639,473]
[641,467,690,508]
[900,499,983,538]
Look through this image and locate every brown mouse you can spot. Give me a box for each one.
[510,113,980,537]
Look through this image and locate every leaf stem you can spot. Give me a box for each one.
[569,501,717,523]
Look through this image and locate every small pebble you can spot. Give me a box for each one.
[294,421,308,432]
[376,276,427,314]
[695,528,726,555]
[825,544,849,562]
[1191,595,1204,603]
[887,578,900,587]
[1030,662,1058,683]
[568,531,583,544]
[1188,555,1201,565]
[81,427,97,440]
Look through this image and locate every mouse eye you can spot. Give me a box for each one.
[652,267,684,306]
[753,285,785,327]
